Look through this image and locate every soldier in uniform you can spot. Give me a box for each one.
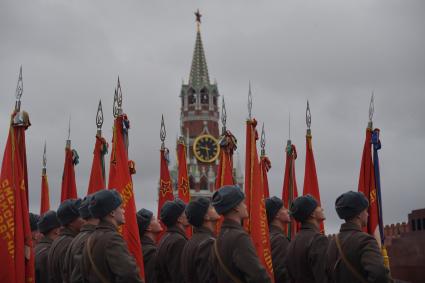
[181,197,220,283]
[30,212,43,245]
[81,189,143,283]
[325,191,394,283]
[156,199,189,283]
[210,185,272,283]
[284,194,328,283]
[64,195,100,283]
[48,198,84,283]
[35,210,61,283]
[265,196,291,283]
[136,208,162,283]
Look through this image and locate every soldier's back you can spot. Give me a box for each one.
[141,235,157,283]
[64,224,96,283]
[181,227,216,283]
[210,219,272,283]
[47,228,78,283]
[269,225,290,283]
[285,222,329,283]
[156,227,188,283]
[326,222,393,283]
[35,237,53,283]
[81,220,142,283]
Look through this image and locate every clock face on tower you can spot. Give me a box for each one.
[193,134,220,163]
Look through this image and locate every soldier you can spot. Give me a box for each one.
[210,185,272,283]
[81,189,143,283]
[48,198,84,283]
[284,194,328,283]
[265,196,291,283]
[325,191,394,283]
[156,199,189,283]
[136,208,162,283]
[30,212,43,245]
[35,211,61,283]
[181,197,220,283]
[64,195,100,283]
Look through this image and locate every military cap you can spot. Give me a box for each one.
[79,195,93,220]
[37,211,61,234]
[137,208,153,236]
[290,195,318,222]
[57,198,82,226]
[185,197,210,227]
[160,199,186,227]
[89,189,122,219]
[212,185,245,215]
[265,196,284,224]
[29,213,40,231]
[335,191,369,220]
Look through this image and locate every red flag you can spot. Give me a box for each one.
[303,131,324,233]
[282,141,299,240]
[0,113,35,283]
[358,127,381,244]
[40,169,50,215]
[87,135,108,195]
[157,147,174,240]
[244,119,274,281]
[260,156,271,198]
[215,130,237,234]
[60,144,78,202]
[177,138,191,238]
[215,130,237,189]
[108,114,145,279]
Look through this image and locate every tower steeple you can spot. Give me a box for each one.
[189,9,210,90]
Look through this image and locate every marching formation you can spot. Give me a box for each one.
[0,64,401,283]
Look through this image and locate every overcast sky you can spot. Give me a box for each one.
[1,0,424,233]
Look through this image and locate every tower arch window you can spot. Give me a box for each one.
[213,96,217,106]
[188,88,196,105]
[200,176,208,190]
[200,88,209,104]
[189,175,195,190]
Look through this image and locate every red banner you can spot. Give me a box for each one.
[177,139,191,238]
[358,128,380,243]
[260,156,271,198]
[40,173,50,215]
[60,146,78,202]
[157,148,174,240]
[282,142,299,240]
[244,119,274,281]
[0,116,35,283]
[303,132,324,233]
[215,131,236,189]
[87,135,108,195]
[108,114,145,279]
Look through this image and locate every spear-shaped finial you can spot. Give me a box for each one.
[113,87,118,117]
[288,112,291,141]
[42,141,47,175]
[221,96,227,134]
[368,91,374,129]
[113,76,123,117]
[66,115,71,148]
[96,99,104,135]
[160,114,167,149]
[15,66,23,112]
[248,81,252,120]
[306,100,312,134]
[260,123,266,156]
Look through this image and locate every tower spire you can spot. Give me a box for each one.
[189,9,210,89]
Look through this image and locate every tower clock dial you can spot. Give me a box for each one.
[193,134,220,163]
